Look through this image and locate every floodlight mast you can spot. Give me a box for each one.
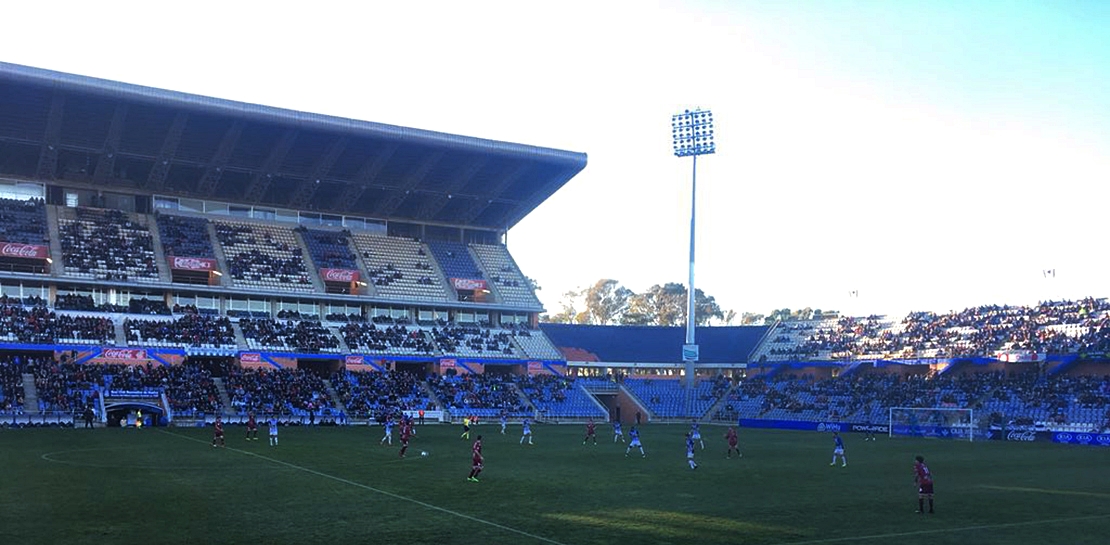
[672,108,715,393]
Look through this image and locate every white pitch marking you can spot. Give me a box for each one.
[160,430,569,545]
[773,513,1110,545]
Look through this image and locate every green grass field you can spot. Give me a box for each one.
[2,423,1108,545]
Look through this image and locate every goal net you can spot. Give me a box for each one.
[888,407,976,442]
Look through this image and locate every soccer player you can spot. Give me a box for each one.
[380,417,394,445]
[499,412,507,435]
[914,455,935,514]
[520,417,533,445]
[685,432,699,469]
[211,416,225,448]
[725,427,741,458]
[830,432,847,467]
[613,420,624,443]
[268,417,279,446]
[398,420,413,458]
[583,418,597,445]
[691,419,704,450]
[246,412,258,441]
[467,435,484,482]
[461,415,471,440]
[625,426,645,457]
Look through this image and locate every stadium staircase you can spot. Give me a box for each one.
[428,244,459,301]
[345,237,378,297]
[328,326,351,353]
[466,246,504,304]
[419,381,444,412]
[212,378,234,416]
[321,379,346,414]
[617,383,653,423]
[703,382,737,421]
[230,322,248,349]
[206,222,232,287]
[510,383,538,414]
[292,231,327,293]
[113,319,128,346]
[21,373,39,415]
[45,205,64,277]
[145,216,172,282]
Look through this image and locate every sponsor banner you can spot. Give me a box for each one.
[105,389,162,399]
[402,410,445,422]
[891,424,973,439]
[850,424,890,434]
[239,353,262,364]
[0,242,49,259]
[99,348,147,361]
[527,361,548,375]
[439,358,456,370]
[345,355,365,366]
[995,351,1042,363]
[682,344,699,362]
[170,256,217,271]
[986,429,1052,442]
[740,419,862,433]
[1052,432,1110,447]
[321,268,360,283]
[451,278,487,291]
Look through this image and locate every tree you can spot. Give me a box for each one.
[621,283,724,327]
[581,279,634,325]
[542,288,588,324]
[740,312,765,326]
[721,309,737,325]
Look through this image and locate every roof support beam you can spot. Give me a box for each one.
[373,151,445,217]
[418,157,488,221]
[146,112,189,190]
[242,129,298,203]
[35,92,65,181]
[331,143,398,213]
[287,136,349,209]
[92,103,129,184]
[461,163,530,224]
[197,121,244,196]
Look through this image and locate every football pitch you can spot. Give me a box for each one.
[3,423,1108,545]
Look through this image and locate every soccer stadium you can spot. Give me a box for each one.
[1,59,1109,545]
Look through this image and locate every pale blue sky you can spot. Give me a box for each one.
[2,1,1108,319]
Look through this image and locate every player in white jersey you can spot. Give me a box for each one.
[613,421,625,443]
[500,413,507,435]
[268,417,279,447]
[520,418,534,445]
[690,419,704,450]
[685,433,699,469]
[625,426,645,457]
[380,418,394,445]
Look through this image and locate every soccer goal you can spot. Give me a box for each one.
[888,407,976,442]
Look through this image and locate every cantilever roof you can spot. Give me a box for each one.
[0,61,587,230]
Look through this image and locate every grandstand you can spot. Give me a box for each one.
[0,61,1107,441]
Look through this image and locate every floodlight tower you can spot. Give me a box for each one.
[672,108,715,391]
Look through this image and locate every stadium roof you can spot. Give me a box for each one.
[539,324,771,364]
[0,62,587,230]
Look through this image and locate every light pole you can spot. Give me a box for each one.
[672,108,715,392]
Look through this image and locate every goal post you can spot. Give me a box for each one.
[889,407,976,442]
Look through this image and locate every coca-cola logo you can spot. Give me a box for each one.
[101,349,145,360]
[171,257,215,271]
[1006,431,1037,442]
[1,243,47,259]
[240,353,262,363]
[452,278,487,291]
[345,355,364,365]
[323,269,358,282]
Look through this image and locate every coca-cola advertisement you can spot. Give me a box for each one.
[451,278,487,291]
[170,256,217,271]
[0,242,49,260]
[98,348,147,361]
[345,355,365,366]
[240,353,262,363]
[321,268,360,283]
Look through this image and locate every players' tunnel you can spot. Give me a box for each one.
[104,402,165,427]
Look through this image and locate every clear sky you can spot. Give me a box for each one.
[3,1,1108,320]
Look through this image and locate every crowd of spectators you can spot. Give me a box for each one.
[0,303,114,344]
[0,354,34,413]
[30,360,103,414]
[301,228,358,270]
[331,370,432,419]
[224,367,332,416]
[0,197,47,244]
[125,314,236,348]
[156,214,214,258]
[764,298,1110,361]
[238,318,341,352]
[60,208,158,282]
[56,294,170,315]
[427,373,527,416]
[430,325,515,356]
[340,323,434,353]
[216,223,311,286]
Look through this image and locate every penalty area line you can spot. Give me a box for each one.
[773,513,1110,545]
[159,430,569,545]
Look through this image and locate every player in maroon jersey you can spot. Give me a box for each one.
[211,416,225,448]
[467,435,484,482]
[245,412,259,441]
[725,427,741,458]
[582,418,598,445]
[398,420,413,458]
[914,455,934,514]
